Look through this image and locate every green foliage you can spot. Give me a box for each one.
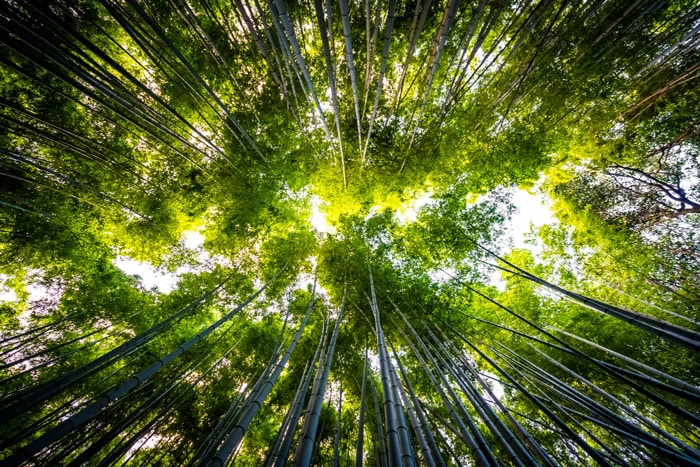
[0,0,698,465]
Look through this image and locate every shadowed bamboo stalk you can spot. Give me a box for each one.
[402,0,460,165]
[0,271,244,420]
[424,326,531,467]
[370,376,388,467]
[528,343,700,460]
[549,325,700,396]
[367,266,405,466]
[388,341,435,467]
[339,0,363,149]
[332,381,343,467]
[355,343,368,467]
[272,0,333,141]
[294,286,346,467]
[4,267,285,465]
[396,313,493,466]
[267,305,332,467]
[361,0,395,164]
[387,351,416,467]
[265,361,312,467]
[207,281,318,466]
[439,317,614,466]
[473,243,700,351]
[313,0,346,186]
[441,267,700,422]
[496,344,682,464]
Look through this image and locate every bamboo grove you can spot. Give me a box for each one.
[0,0,698,465]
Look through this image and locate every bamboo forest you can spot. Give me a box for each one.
[1,0,699,465]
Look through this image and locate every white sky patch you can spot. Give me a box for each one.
[114,256,180,294]
[126,433,162,460]
[113,228,234,294]
[481,370,505,400]
[489,187,556,290]
[363,205,381,221]
[0,289,18,303]
[26,282,53,303]
[309,195,335,234]
[427,267,457,284]
[0,272,65,326]
[324,85,342,102]
[0,274,18,303]
[304,90,335,137]
[142,68,161,97]
[319,98,334,115]
[507,188,554,251]
[283,185,308,201]
[182,230,205,249]
[368,350,380,373]
[395,189,434,224]
[296,267,335,312]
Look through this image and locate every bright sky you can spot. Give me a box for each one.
[395,189,434,224]
[0,275,18,303]
[488,187,555,289]
[508,188,555,251]
[308,185,555,276]
[1,232,211,302]
[112,257,181,294]
[309,195,335,234]
[393,185,555,253]
[113,230,207,294]
[3,187,555,301]
[0,273,59,304]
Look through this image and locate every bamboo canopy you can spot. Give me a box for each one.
[0,0,698,465]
